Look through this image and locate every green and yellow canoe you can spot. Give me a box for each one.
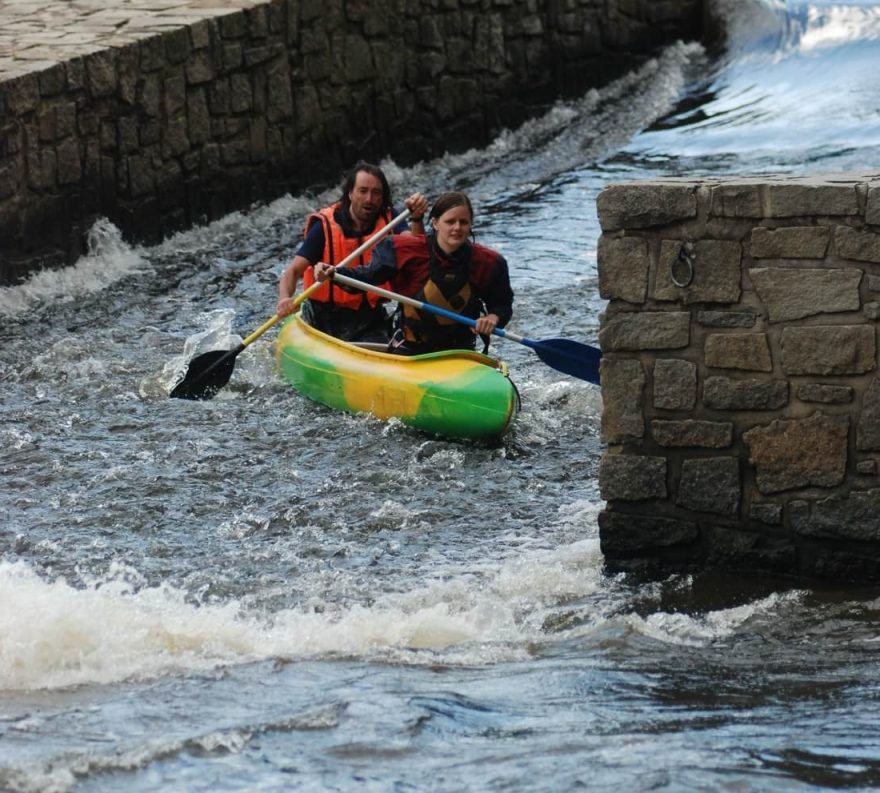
[276,314,519,441]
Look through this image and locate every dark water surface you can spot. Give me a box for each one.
[3,1,880,790]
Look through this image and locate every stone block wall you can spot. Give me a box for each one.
[0,0,708,285]
[596,173,880,584]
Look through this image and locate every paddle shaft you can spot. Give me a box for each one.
[332,272,521,342]
[329,271,602,383]
[171,208,412,399]
[241,208,414,349]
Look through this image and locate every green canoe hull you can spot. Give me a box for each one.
[276,315,519,441]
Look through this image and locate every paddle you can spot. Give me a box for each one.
[170,208,413,400]
[329,272,602,384]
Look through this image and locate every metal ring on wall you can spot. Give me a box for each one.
[671,242,695,288]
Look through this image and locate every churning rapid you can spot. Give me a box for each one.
[3,1,880,790]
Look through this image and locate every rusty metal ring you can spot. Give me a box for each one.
[671,243,695,288]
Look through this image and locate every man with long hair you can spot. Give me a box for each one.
[277,162,428,342]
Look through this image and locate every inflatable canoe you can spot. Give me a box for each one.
[276,314,519,441]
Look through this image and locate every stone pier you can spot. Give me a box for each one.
[0,0,709,285]
[597,173,880,584]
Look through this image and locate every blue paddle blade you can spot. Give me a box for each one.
[524,337,601,384]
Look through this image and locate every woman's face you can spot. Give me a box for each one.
[432,205,472,254]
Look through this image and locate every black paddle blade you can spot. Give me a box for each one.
[528,338,601,384]
[169,348,240,400]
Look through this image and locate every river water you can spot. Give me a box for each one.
[3,1,880,790]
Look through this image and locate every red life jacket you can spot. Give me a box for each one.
[401,241,497,351]
[301,204,393,309]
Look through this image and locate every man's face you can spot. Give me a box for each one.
[348,171,384,228]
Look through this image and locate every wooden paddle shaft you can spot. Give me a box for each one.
[329,270,602,384]
[240,209,413,349]
[330,272,523,342]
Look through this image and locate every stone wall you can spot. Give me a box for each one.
[0,0,708,285]
[596,173,880,584]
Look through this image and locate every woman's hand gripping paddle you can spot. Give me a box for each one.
[329,272,602,384]
[170,209,412,400]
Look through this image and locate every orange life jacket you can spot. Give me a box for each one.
[301,204,394,309]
